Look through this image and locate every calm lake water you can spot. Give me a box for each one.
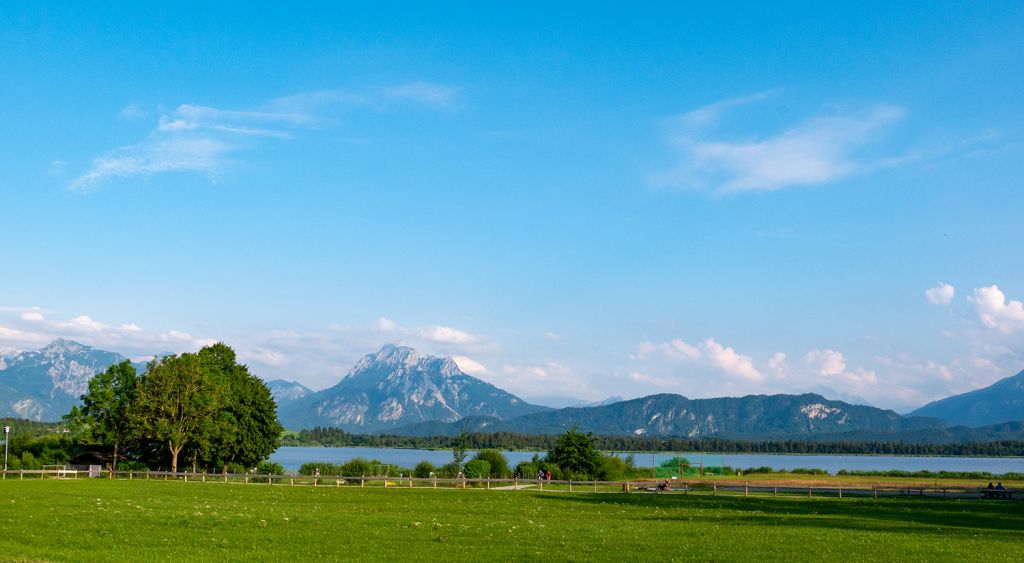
[270,446,1024,474]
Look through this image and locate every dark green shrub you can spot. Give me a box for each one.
[117,460,148,471]
[472,449,509,477]
[339,457,374,476]
[413,460,435,478]
[299,462,342,476]
[256,461,285,475]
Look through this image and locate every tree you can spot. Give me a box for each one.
[547,427,600,479]
[472,449,510,478]
[196,344,282,473]
[78,360,140,470]
[131,352,226,473]
[451,431,469,470]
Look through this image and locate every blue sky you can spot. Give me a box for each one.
[2,2,1023,411]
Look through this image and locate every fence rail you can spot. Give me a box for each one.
[1,469,1018,501]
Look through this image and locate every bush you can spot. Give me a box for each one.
[299,462,343,476]
[790,467,828,475]
[20,451,39,470]
[413,460,436,478]
[437,462,461,478]
[659,456,691,469]
[472,449,510,477]
[463,459,490,479]
[595,455,632,481]
[340,457,375,476]
[117,460,149,471]
[256,461,285,475]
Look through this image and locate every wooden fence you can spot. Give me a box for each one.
[0,469,1017,501]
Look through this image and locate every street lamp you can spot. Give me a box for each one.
[3,425,10,473]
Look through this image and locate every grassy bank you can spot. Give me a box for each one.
[1,480,1021,561]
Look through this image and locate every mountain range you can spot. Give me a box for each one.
[908,370,1024,427]
[2,339,1022,440]
[0,339,144,420]
[277,344,548,432]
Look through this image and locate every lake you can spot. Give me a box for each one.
[270,446,1024,474]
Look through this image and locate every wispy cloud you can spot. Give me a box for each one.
[70,82,459,191]
[656,93,908,194]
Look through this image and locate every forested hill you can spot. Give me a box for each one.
[392,393,944,438]
[909,370,1024,427]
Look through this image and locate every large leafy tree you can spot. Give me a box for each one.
[131,352,226,473]
[78,360,140,470]
[547,427,601,479]
[197,344,282,473]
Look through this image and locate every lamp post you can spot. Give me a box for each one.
[3,425,9,474]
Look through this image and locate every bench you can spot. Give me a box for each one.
[981,490,1013,500]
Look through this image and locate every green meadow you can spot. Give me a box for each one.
[1,480,1021,561]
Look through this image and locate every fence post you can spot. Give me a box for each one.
[873,486,877,499]
[744,482,748,497]
[202,474,206,483]
[808,487,812,498]
[713,482,717,496]
[569,480,573,492]
[838,487,842,499]
[773,487,777,498]
[361,477,364,488]
[594,481,598,492]
[409,477,413,489]
[224,474,228,484]
[684,483,689,495]
[129,471,133,480]
[433,477,436,489]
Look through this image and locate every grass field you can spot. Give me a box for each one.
[1,480,1022,561]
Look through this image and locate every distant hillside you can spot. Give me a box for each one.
[0,339,139,421]
[909,370,1024,427]
[393,393,945,438]
[278,345,548,431]
[266,379,313,404]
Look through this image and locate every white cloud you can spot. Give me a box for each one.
[767,352,787,377]
[70,82,458,190]
[658,97,906,193]
[543,331,562,341]
[374,317,398,332]
[380,82,459,108]
[452,355,488,376]
[701,338,764,382]
[239,347,289,367]
[0,310,218,357]
[805,349,847,377]
[679,90,778,127]
[70,137,234,191]
[969,285,1024,333]
[118,103,149,120]
[635,338,701,361]
[20,310,44,322]
[635,337,763,381]
[925,283,955,306]
[414,325,478,345]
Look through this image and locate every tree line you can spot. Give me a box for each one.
[281,427,1024,457]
